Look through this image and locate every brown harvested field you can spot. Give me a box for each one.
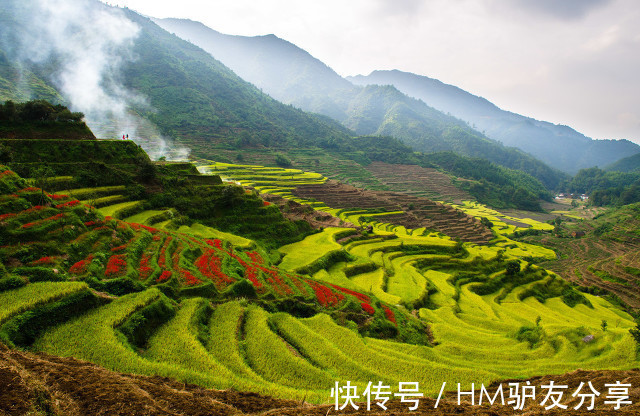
[365,161,473,202]
[261,193,356,229]
[293,181,493,244]
[532,234,640,308]
[2,342,638,416]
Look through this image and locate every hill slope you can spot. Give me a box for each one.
[606,152,640,173]
[0,1,352,156]
[348,70,640,174]
[153,18,566,189]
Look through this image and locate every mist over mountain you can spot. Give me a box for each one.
[0,0,351,159]
[154,18,566,189]
[348,70,640,174]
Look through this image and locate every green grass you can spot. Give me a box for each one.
[278,228,349,272]
[177,223,253,248]
[97,200,144,218]
[0,282,88,324]
[125,209,171,225]
[55,185,127,199]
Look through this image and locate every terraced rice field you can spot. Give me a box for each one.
[292,181,493,244]
[2,163,638,408]
[8,281,635,403]
[194,148,390,191]
[365,161,473,202]
[526,232,640,308]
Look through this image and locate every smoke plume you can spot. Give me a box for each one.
[9,0,189,160]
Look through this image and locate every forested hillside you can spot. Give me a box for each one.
[348,70,640,174]
[0,0,353,153]
[606,153,640,173]
[154,18,567,190]
[568,167,640,206]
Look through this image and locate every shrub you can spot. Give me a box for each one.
[275,154,292,167]
[117,296,177,348]
[0,276,26,292]
[224,279,257,299]
[514,325,544,348]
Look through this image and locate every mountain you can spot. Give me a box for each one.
[605,153,640,173]
[0,1,352,157]
[348,70,640,174]
[153,18,566,189]
[0,3,559,211]
[154,18,355,123]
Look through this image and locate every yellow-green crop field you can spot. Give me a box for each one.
[4,161,638,406]
[19,284,634,402]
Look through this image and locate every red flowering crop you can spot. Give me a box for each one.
[308,281,343,307]
[32,256,56,265]
[288,275,309,295]
[157,270,172,282]
[383,306,396,324]
[105,254,127,278]
[330,284,371,303]
[361,303,375,315]
[158,236,172,269]
[171,242,184,270]
[205,239,223,249]
[263,201,271,206]
[55,200,80,209]
[247,251,263,264]
[194,250,235,289]
[69,254,93,275]
[180,269,201,286]
[18,187,40,193]
[0,213,16,221]
[245,266,263,288]
[48,194,68,200]
[110,244,127,252]
[21,213,65,229]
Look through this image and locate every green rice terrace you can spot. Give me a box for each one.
[1,154,639,406]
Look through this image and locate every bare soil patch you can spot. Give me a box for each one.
[1,343,638,415]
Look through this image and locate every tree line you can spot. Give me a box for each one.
[0,100,85,124]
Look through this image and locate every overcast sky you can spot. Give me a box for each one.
[106,0,640,144]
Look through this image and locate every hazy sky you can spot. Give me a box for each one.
[106,0,640,144]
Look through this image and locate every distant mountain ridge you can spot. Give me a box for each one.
[153,18,355,123]
[348,70,640,174]
[156,18,637,177]
[154,18,566,189]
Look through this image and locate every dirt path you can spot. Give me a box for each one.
[2,343,639,415]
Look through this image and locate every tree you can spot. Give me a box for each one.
[506,260,521,276]
[601,319,608,332]
[31,165,54,205]
[275,153,292,167]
